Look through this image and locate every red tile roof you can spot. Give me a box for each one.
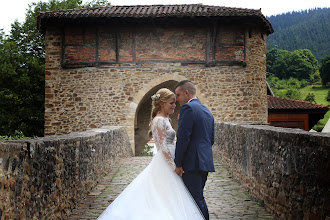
[37,4,273,34]
[268,95,329,111]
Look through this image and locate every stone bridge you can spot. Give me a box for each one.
[67,156,273,220]
[0,123,329,219]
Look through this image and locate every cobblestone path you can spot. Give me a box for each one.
[67,157,274,220]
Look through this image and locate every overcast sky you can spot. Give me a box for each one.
[1,0,329,35]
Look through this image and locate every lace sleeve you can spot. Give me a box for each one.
[152,117,176,170]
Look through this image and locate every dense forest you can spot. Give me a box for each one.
[267,8,330,63]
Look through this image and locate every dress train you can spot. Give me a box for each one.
[97,151,204,220]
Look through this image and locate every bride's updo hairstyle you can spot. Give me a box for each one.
[148,88,175,138]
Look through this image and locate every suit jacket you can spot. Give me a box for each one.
[174,99,215,172]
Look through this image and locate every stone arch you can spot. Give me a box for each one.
[126,74,208,155]
[134,80,179,155]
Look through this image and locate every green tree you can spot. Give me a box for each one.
[310,70,321,83]
[267,49,318,80]
[266,74,280,89]
[293,49,319,80]
[0,33,45,136]
[0,0,110,137]
[304,93,316,103]
[319,55,330,86]
[266,48,278,74]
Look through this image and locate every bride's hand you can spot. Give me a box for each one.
[175,167,184,176]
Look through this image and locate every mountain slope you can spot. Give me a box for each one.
[266,8,330,63]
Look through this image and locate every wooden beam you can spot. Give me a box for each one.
[61,27,66,67]
[132,30,136,62]
[115,31,119,62]
[244,29,247,62]
[95,27,99,65]
[206,28,210,65]
[212,22,217,61]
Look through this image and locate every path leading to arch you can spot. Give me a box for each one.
[67,157,274,220]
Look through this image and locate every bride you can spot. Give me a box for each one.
[97,88,205,220]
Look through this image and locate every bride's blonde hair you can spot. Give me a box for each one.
[148,88,175,138]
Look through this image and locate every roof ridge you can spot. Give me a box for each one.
[274,95,328,107]
[268,95,329,109]
[39,4,262,14]
[37,4,273,35]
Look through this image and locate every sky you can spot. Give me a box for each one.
[1,0,329,35]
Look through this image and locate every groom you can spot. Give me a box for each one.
[174,80,215,220]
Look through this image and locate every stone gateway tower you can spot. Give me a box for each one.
[38,4,273,154]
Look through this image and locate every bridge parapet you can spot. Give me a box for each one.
[0,126,133,219]
[214,122,330,219]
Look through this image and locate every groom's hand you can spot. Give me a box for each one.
[175,167,184,176]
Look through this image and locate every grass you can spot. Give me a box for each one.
[299,85,330,105]
[320,111,330,126]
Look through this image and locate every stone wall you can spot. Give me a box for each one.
[213,122,330,219]
[0,126,133,220]
[3,121,327,219]
[44,25,268,153]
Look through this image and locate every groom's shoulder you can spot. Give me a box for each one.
[188,99,204,108]
[184,101,197,110]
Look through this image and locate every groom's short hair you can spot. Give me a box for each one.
[174,80,196,95]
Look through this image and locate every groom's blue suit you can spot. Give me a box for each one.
[174,99,215,220]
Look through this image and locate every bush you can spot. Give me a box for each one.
[310,71,321,84]
[287,78,300,88]
[312,122,325,132]
[304,93,316,103]
[276,81,287,90]
[139,144,154,156]
[267,77,310,95]
[285,88,301,100]
[0,130,33,140]
[276,90,287,98]
[326,90,330,102]
[300,79,309,88]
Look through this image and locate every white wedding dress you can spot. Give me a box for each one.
[97,116,205,220]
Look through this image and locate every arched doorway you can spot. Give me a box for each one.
[134,80,180,156]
